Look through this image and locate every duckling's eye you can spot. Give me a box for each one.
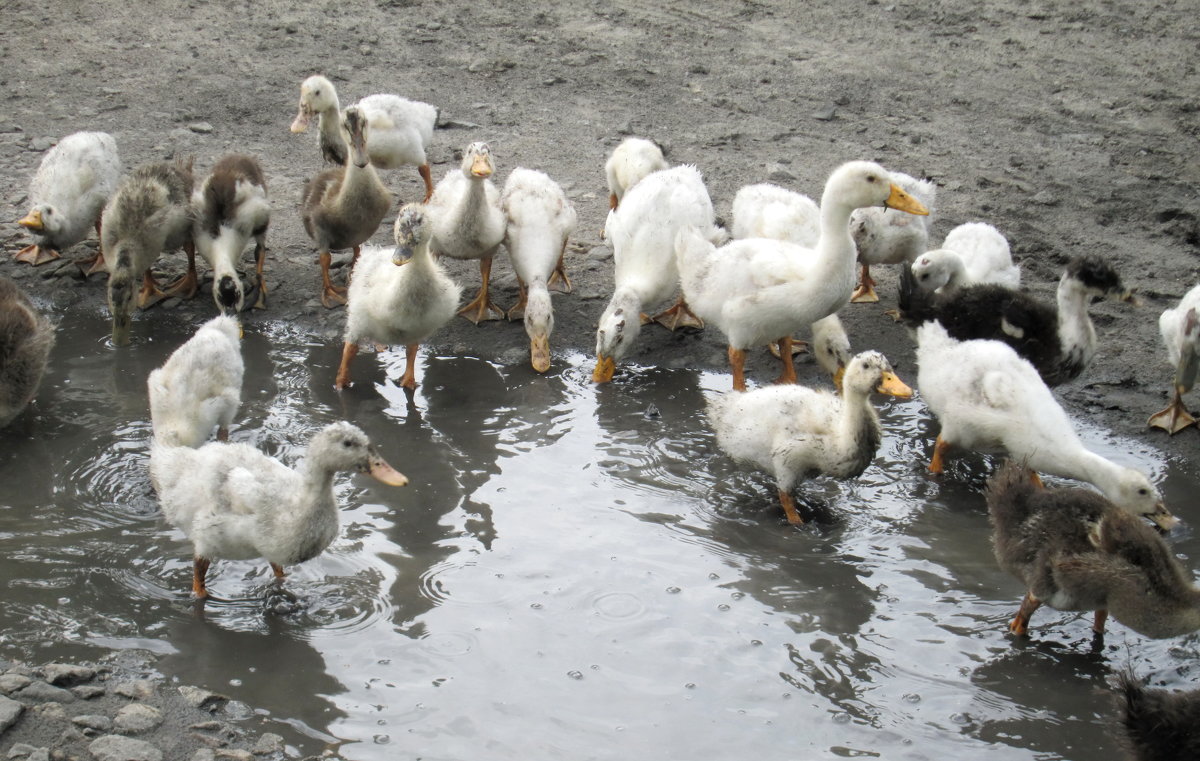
[865,174,877,183]
[1137,487,1149,496]
[343,439,353,448]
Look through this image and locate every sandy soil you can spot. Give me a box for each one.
[2,0,1199,468]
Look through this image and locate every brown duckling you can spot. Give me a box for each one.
[1116,670,1200,761]
[0,276,55,427]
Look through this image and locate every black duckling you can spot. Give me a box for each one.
[986,460,1200,638]
[1116,670,1200,761]
[900,254,1137,386]
[0,276,55,427]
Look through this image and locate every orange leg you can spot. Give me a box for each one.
[164,242,199,299]
[608,192,619,210]
[193,556,212,599]
[320,251,347,308]
[335,341,359,390]
[728,346,748,392]
[14,244,61,266]
[778,489,805,525]
[1148,389,1196,434]
[1029,470,1044,489]
[928,435,950,474]
[458,258,504,323]
[270,563,286,579]
[850,263,879,303]
[252,240,268,310]
[651,296,704,331]
[76,216,108,276]
[400,343,419,390]
[548,241,572,293]
[1092,609,1108,634]
[772,337,798,385]
[1008,591,1041,635]
[138,270,170,308]
[419,164,434,203]
[507,279,528,321]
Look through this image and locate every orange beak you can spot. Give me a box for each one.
[18,209,43,231]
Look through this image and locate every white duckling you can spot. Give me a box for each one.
[147,315,243,449]
[291,74,438,201]
[811,313,852,390]
[677,161,929,390]
[426,141,508,324]
[0,276,55,428]
[848,170,936,303]
[192,154,270,314]
[731,182,820,246]
[605,137,668,210]
[910,222,1019,295]
[301,106,393,308]
[916,321,1176,529]
[336,204,461,391]
[592,164,725,383]
[16,131,120,272]
[104,159,196,346]
[709,351,912,525]
[1149,284,1200,434]
[150,421,407,599]
[501,167,577,373]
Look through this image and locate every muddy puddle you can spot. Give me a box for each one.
[1,306,1197,760]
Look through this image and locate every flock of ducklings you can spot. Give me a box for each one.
[2,74,1200,748]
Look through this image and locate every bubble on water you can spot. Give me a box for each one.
[685,682,696,690]
[228,679,242,687]
[666,586,681,594]
[832,712,852,725]
[373,735,390,744]
[950,713,970,726]
[530,602,543,609]
[903,693,921,704]
[708,573,720,580]
[730,592,744,600]
[750,639,763,647]
[717,604,730,611]
[567,670,583,680]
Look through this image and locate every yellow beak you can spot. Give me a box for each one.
[876,371,913,398]
[593,355,616,384]
[884,184,929,216]
[290,106,312,134]
[18,209,43,231]
[470,153,493,178]
[833,365,845,394]
[368,453,408,487]
[530,335,551,373]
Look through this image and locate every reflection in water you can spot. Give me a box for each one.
[0,309,1198,760]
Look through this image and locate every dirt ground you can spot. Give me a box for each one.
[2,0,1199,467]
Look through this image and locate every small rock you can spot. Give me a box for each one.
[5,744,41,760]
[0,674,31,695]
[358,45,372,56]
[251,734,283,756]
[812,104,838,121]
[30,137,56,151]
[214,751,252,761]
[191,751,216,761]
[42,663,95,687]
[766,162,797,183]
[220,701,251,721]
[17,681,75,703]
[72,714,113,733]
[0,694,24,733]
[178,686,228,713]
[88,735,163,761]
[0,123,23,133]
[188,122,214,134]
[32,702,67,722]
[114,703,163,734]
[1032,190,1059,206]
[113,681,155,701]
[71,685,105,700]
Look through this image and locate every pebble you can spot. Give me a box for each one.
[114,703,163,734]
[41,663,95,687]
[29,137,55,151]
[178,686,228,712]
[251,733,284,755]
[113,680,155,700]
[0,694,24,733]
[5,744,44,760]
[89,734,163,761]
[72,685,106,700]
[0,674,32,694]
[188,122,214,134]
[72,714,114,733]
[16,681,75,703]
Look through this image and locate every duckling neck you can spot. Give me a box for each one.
[453,177,496,246]
[1043,448,1127,504]
[833,388,882,474]
[335,162,389,216]
[941,255,968,291]
[317,99,348,165]
[815,195,860,292]
[1055,275,1098,373]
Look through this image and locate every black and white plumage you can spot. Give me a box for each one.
[901,254,1136,386]
[848,170,936,303]
[708,350,911,525]
[0,276,55,428]
[1148,284,1200,434]
[192,154,270,315]
[987,461,1200,638]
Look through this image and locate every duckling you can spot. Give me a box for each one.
[0,276,55,428]
[426,142,508,324]
[848,171,936,303]
[901,254,1137,386]
[335,205,460,391]
[605,137,668,210]
[592,165,724,383]
[709,351,912,525]
[192,154,270,314]
[1116,670,1200,761]
[501,168,577,373]
[147,315,243,449]
[291,74,438,201]
[301,106,393,309]
[104,159,196,346]
[811,313,852,390]
[987,461,1200,638]
[1148,284,1200,434]
[150,421,407,599]
[677,161,928,391]
[916,321,1176,529]
[910,222,1020,295]
[730,182,820,246]
[16,131,120,272]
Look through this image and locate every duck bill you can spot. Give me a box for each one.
[392,245,414,266]
[1149,503,1179,532]
[884,184,929,216]
[470,153,493,178]
[876,371,913,398]
[833,365,845,394]
[1118,289,1142,307]
[290,105,312,133]
[367,451,408,487]
[349,129,370,168]
[593,355,616,384]
[530,335,551,373]
[111,315,132,347]
[18,209,43,231]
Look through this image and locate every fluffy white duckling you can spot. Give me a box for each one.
[17,131,120,272]
[193,154,270,314]
[291,74,438,200]
[151,421,407,599]
[605,137,668,210]
[811,313,852,389]
[916,321,1176,529]
[148,315,243,449]
[731,182,820,246]
[104,159,196,346]
[592,165,725,383]
[677,161,928,390]
[301,106,393,308]
[1149,284,1200,434]
[501,168,577,373]
[426,142,507,324]
[0,276,55,428]
[848,171,936,303]
[336,204,461,391]
[910,222,1019,295]
[709,351,912,524]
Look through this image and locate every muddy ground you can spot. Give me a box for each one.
[2,0,1198,465]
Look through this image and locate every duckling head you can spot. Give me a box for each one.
[392,204,431,266]
[1066,255,1139,305]
[593,291,641,383]
[462,142,495,179]
[843,351,913,399]
[340,106,371,169]
[824,161,930,217]
[524,286,554,373]
[1103,468,1177,532]
[107,254,136,346]
[291,75,337,133]
[307,421,408,487]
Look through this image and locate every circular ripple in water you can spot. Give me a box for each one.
[418,629,478,658]
[589,590,647,622]
[417,559,515,608]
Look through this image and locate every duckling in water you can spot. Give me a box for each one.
[1116,669,1200,761]
[708,350,911,524]
[0,276,55,428]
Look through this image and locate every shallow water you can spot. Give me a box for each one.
[1,307,1198,760]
